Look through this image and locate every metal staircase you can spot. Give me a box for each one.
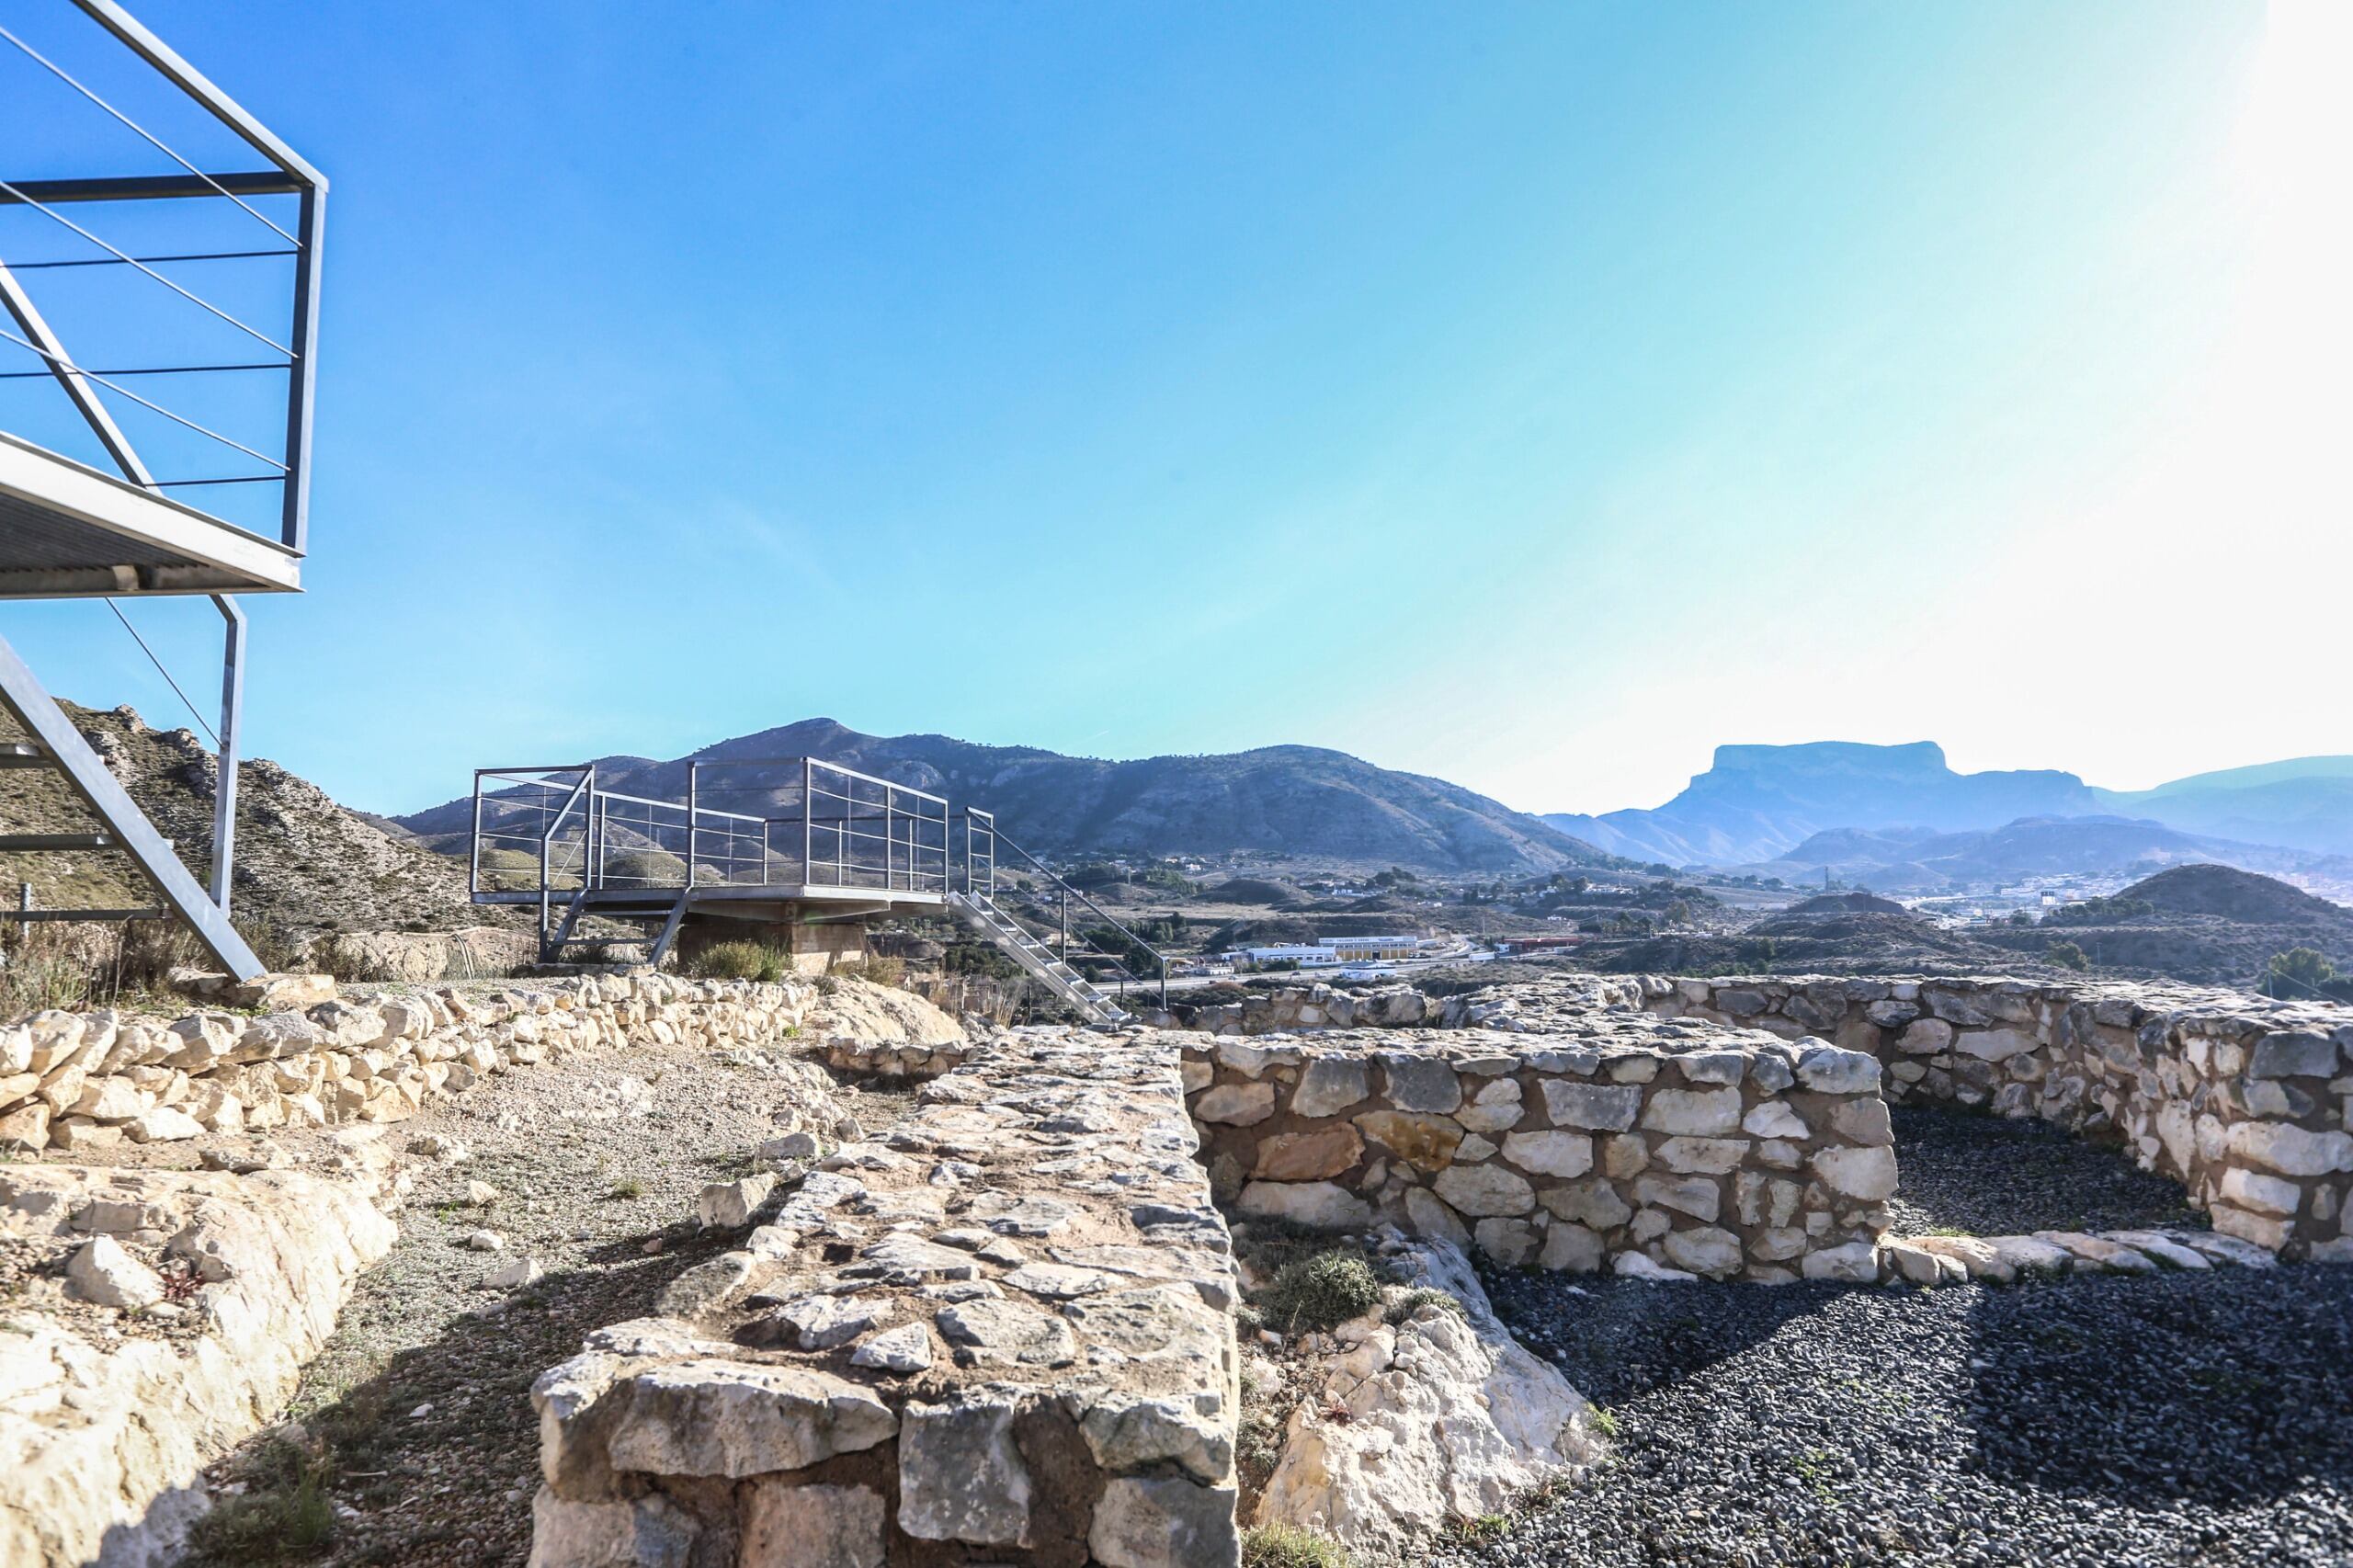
[946,889,1136,1025]
[946,810,1165,1028]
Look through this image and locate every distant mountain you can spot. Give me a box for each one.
[1743,814,2344,895]
[1544,742,2100,866]
[395,718,1613,876]
[2097,756,2353,858]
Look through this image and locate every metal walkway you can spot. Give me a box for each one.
[469,759,1167,1024]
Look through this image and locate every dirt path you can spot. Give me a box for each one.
[185,1035,911,1568]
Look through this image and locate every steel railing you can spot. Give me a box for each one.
[962,817,1168,1007]
[470,756,953,903]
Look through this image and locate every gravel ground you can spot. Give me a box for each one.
[185,1037,908,1568]
[1429,1266,2353,1568]
[1882,1104,2203,1238]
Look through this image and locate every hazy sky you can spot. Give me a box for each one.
[2,1,2344,819]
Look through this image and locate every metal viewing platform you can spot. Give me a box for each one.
[1,2,327,980]
[470,756,1171,1023]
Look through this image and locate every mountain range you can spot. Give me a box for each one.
[394,718,1613,876]
[1545,743,2353,870]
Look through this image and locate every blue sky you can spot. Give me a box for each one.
[5,1,2343,819]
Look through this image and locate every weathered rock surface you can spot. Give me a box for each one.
[1254,1238,1601,1556]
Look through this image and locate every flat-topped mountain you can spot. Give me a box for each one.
[1545,741,2099,865]
[394,717,1614,876]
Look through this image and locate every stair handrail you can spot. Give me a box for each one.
[977,824,1168,1008]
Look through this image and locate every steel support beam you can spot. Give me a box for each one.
[0,171,300,206]
[65,1,325,186]
[209,595,244,911]
[0,256,156,485]
[0,629,262,978]
[278,185,321,551]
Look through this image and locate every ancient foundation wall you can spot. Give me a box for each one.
[1644,976,2353,1261]
[0,973,826,1156]
[1146,978,1645,1038]
[1185,1018,1893,1283]
[529,1029,1241,1568]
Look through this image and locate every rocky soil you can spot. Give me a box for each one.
[183,1031,905,1568]
[1436,1267,2353,1568]
[0,701,517,949]
[1882,1105,2204,1239]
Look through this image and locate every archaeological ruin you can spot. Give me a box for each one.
[2,957,2345,1565]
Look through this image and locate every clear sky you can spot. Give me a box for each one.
[3,1,2345,819]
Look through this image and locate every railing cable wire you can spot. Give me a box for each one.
[0,22,301,245]
[0,178,294,355]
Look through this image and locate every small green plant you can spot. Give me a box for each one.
[685,940,790,983]
[2044,938,2090,971]
[1383,1286,1464,1325]
[1256,1250,1383,1335]
[1454,1514,1510,1542]
[182,1439,334,1563]
[602,1178,645,1201]
[833,955,907,987]
[1589,1405,1621,1439]
[1242,1522,1352,1568]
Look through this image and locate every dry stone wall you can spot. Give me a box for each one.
[530,1028,1242,1568]
[0,973,837,1157]
[1184,1017,1894,1283]
[1644,976,2353,1262]
[1144,978,1646,1038]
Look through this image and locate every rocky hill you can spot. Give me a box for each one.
[1975,864,2353,986]
[395,717,1613,876]
[0,701,513,947]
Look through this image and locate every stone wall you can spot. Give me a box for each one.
[1644,975,2353,1262]
[529,1028,1242,1568]
[0,972,832,1157]
[1184,1017,1893,1283]
[1144,977,1646,1038]
[0,1136,401,1567]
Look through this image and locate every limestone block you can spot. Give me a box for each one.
[1660,1225,1742,1277]
[1433,1163,1536,1218]
[1291,1058,1370,1117]
[1540,1080,1641,1131]
[1500,1130,1593,1178]
[602,1360,896,1479]
[898,1394,1032,1548]
[1351,1111,1462,1172]
[1811,1144,1898,1201]
[1090,1477,1239,1568]
[1377,1053,1462,1114]
[1193,1083,1277,1126]
[740,1482,884,1568]
[1641,1087,1741,1136]
[1254,1126,1364,1181]
[1239,1181,1373,1231]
